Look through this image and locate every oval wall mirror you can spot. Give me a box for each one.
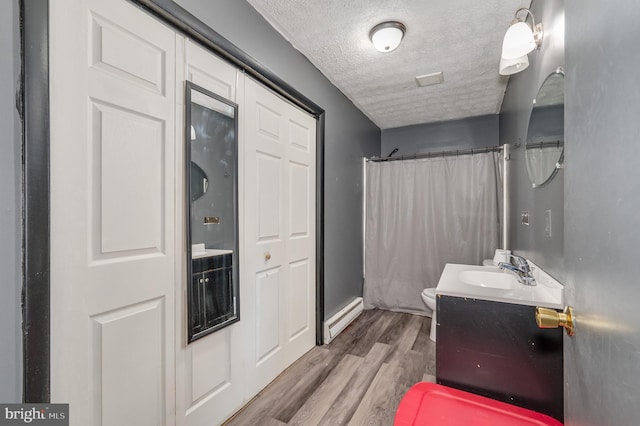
[190,161,209,202]
[526,67,565,188]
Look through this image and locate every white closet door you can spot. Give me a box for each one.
[50,1,176,425]
[176,39,246,426]
[242,77,317,398]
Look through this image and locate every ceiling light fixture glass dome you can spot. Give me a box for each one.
[369,21,406,53]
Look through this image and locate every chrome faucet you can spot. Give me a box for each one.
[498,254,536,286]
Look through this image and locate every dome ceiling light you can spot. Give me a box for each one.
[369,21,406,53]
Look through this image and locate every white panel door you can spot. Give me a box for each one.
[50,1,176,425]
[242,77,316,398]
[176,40,246,426]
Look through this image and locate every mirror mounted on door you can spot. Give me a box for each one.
[185,81,240,343]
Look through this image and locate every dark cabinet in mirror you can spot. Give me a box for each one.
[186,81,239,342]
[526,67,564,188]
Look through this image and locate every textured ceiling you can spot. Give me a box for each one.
[247,0,531,129]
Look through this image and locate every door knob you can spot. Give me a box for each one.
[265,252,271,261]
[535,306,575,336]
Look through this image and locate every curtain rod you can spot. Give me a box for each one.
[366,145,503,163]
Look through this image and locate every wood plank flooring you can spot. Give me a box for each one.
[224,309,435,426]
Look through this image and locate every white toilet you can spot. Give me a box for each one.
[421,288,437,342]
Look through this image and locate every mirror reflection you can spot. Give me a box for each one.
[186,82,239,342]
[526,68,564,188]
[190,161,209,202]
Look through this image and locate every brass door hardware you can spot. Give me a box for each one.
[204,216,221,224]
[535,306,575,336]
[265,252,272,261]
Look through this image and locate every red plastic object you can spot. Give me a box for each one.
[394,382,563,426]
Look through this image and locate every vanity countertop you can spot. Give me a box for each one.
[192,249,232,259]
[192,243,233,259]
[436,262,563,309]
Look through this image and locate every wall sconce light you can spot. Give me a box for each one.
[499,54,529,76]
[502,8,543,59]
[370,21,406,53]
[499,8,543,75]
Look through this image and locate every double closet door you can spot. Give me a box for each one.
[178,42,317,425]
[49,1,316,425]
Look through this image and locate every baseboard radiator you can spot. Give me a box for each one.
[323,297,364,345]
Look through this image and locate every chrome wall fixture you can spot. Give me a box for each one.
[499,8,544,76]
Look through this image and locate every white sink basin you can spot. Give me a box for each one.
[191,243,232,259]
[436,263,564,309]
[458,270,518,290]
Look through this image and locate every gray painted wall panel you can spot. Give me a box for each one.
[173,0,381,319]
[381,114,499,157]
[564,0,640,423]
[0,0,22,403]
[498,0,565,282]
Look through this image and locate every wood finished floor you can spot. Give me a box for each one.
[224,309,435,426]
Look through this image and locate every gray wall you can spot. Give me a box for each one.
[564,0,640,423]
[381,114,499,157]
[0,0,22,403]
[173,0,381,318]
[499,0,565,282]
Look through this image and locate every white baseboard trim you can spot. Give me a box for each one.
[323,297,364,345]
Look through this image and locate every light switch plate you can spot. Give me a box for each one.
[521,211,529,226]
[545,209,552,237]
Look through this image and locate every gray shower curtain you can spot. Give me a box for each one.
[363,151,502,313]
